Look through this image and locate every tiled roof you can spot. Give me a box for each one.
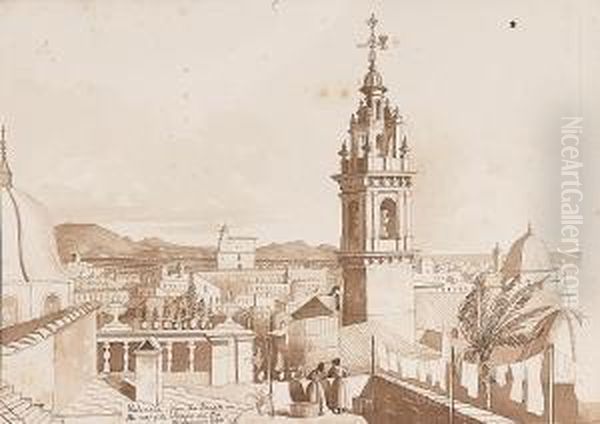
[291,295,335,320]
[0,302,99,354]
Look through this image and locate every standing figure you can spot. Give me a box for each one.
[274,349,285,381]
[327,358,350,414]
[288,368,306,403]
[253,344,266,383]
[306,363,327,415]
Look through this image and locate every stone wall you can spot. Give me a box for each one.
[355,374,514,424]
[0,303,98,411]
[54,310,98,410]
[1,333,56,406]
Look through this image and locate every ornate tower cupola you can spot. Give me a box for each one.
[333,14,417,339]
[334,13,416,256]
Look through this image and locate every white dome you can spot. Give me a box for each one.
[1,187,67,283]
[501,225,553,282]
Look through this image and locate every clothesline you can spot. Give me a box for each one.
[375,341,565,418]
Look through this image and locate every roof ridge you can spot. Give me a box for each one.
[1,302,100,354]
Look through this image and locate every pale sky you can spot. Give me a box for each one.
[0,0,596,253]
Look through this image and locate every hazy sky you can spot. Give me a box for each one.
[0,0,596,253]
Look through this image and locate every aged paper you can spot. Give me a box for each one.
[1,1,599,423]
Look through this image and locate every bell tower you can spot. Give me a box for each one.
[333,14,416,340]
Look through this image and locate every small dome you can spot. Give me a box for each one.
[364,69,383,87]
[501,224,553,282]
[1,187,67,283]
[360,68,386,95]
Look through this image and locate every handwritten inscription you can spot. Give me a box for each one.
[126,402,242,424]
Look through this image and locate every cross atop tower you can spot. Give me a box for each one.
[358,13,389,71]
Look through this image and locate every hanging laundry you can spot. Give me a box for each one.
[404,357,417,379]
[428,360,438,386]
[525,353,544,416]
[388,349,399,373]
[421,361,431,383]
[378,344,389,371]
[554,348,575,384]
[397,355,404,378]
[417,360,427,382]
[431,359,445,389]
[438,359,447,391]
[495,364,508,387]
[509,362,525,403]
[461,361,479,398]
[441,328,452,362]
[430,360,439,386]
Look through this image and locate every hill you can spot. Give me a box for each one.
[256,240,337,261]
[54,224,337,264]
[54,223,213,263]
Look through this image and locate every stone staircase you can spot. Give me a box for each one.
[0,383,53,424]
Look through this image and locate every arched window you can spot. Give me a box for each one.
[43,293,62,316]
[380,198,398,239]
[376,134,385,156]
[1,296,19,327]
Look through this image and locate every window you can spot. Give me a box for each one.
[380,198,398,239]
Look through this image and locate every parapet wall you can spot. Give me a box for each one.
[0,302,98,411]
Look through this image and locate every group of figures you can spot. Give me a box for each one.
[289,359,351,416]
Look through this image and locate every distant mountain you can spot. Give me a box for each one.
[54,223,337,264]
[256,240,337,261]
[54,223,214,263]
[55,223,142,262]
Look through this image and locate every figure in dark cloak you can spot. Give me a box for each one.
[306,363,327,415]
[327,358,350,413]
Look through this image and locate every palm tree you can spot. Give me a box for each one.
[457,273,556,408]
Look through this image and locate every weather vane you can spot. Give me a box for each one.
[357,13,389,70]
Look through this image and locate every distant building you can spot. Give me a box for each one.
[500,223,556,286]
[157,270,222,308]
[288,295,338,370]
[216,224,256,270]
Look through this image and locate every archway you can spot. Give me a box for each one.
[379,198,398,239]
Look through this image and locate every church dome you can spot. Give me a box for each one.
[501,224,553,282]
[0,128,66,284]
[1,187,67,283]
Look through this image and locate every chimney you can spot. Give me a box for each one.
[134,338,163,405]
